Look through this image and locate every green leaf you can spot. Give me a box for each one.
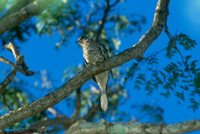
[176,33,196,50]
[175,91,185,101]
[194,72,200,89]
[189,98,199,111]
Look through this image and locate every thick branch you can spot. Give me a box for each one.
[68,120,200,134]
[0,0,170,129]
[1,0,33,19]
[0,0,54,35]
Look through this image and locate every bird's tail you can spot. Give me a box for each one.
[100,92,108,111]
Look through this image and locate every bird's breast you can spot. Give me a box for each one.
[83,48,104,64]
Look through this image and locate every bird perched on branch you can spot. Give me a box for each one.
[77,36,109,111]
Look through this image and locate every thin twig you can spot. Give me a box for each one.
[0,56,15,67]
[164,19,185,64]
[82,103,100,121]
[68,88,81,124]
[95,0,121,41]
[110,0,120,7]
[1,43,34,76]
[147,47,167,59]
[0,56,32,76]
[95,0,110,41]
[0,43,34,94]
[0,56,23,94]
[30,116,68,130]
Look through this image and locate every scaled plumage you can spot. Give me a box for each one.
[77,36,109,111]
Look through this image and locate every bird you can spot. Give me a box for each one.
[77,36,109,111]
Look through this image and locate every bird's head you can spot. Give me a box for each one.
[77,36,91,47]
[76,36,94,47]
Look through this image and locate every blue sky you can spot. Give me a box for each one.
[1,0,200,132]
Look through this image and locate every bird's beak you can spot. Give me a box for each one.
[76,40,79,44]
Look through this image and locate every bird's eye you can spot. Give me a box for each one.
[85,39,90,44]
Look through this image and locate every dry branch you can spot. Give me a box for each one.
[0,43,34,94]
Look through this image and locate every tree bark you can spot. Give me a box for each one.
[67,120,200,134]
[0,0,54,35]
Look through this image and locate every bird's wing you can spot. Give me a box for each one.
[98,43,109,60]
[84,59,88,65]
[98,43,115,79]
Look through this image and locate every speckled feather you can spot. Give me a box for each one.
[77,37,109,111]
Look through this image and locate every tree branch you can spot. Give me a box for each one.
[0,0,170,129]
[0,56,33,76]
[67,88,81,125]
[68,120,200,134]
[0,42,34,94]
[96,0,110,41]
[30,116,69,130]
[0,0,54,35]
[0,43,23,94]
[1,0,33,19]
[82,103,100,121]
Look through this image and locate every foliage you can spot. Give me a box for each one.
[125,33,199,111]
[131,103,164,123]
